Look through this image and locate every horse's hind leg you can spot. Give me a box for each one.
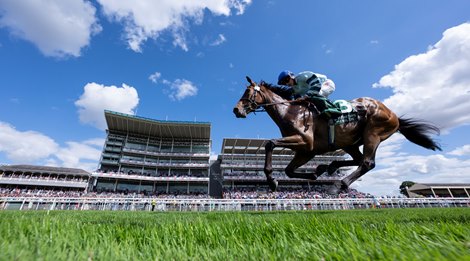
[317,146,363,175]
[341,135,381,188]
[285,152,316,180]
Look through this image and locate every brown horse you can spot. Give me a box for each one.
[233,76,441,191]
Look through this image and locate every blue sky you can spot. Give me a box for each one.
[1,0,470,195]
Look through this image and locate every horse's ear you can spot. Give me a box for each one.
[246,76,254,85]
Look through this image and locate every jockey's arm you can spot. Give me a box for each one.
[268,85,294,100]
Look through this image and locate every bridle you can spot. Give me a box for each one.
[240,85,265,113]
[241,83,298,114]
[240,82,315,131]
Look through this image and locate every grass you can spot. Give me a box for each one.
[0,208,469,260]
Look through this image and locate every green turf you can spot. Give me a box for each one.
[0,208,469,260]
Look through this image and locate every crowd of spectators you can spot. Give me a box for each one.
[0,188,85,198]
[223,171,349,181]
[1,186,372,199]
[223,186,372,199]
[0,188,209,199]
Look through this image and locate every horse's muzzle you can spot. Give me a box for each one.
[233,107,246,118]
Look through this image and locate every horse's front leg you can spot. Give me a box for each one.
[264,135,308,191]
[264,140,278,191]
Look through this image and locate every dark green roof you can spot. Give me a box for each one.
[0,165,90,176]
[105,110,211,139]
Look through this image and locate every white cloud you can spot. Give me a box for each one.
[149,71,161,83]
[321,44,333,55]
[96,0,251,52]
[75,82,139,129]
[373,22,470,131]
[151,73,198,101]
[82,138,105,148]
[196,52,205,58]
[55,140,103,170]
[448,144,470,156]
[168,79,198,101]
[210,34,226,46]
[0,0,101,57]
[0,122,103,171]
[0,122,59,162]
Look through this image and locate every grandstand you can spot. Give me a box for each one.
[91,110,211,196]
[0,165,90,196]
[1,111,467,203]
[216,138,350,198]
[407,183,470,198]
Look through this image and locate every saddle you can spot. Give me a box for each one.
[332,100,367,125]
[300,99,366,149]
[325,100,367,149]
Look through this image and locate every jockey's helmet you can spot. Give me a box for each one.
[277,70,295,85]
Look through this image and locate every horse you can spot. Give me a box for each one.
[233,76,441,192]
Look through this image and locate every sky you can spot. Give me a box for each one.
[1,0,470,196]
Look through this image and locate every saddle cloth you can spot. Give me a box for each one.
[332,100,365,125]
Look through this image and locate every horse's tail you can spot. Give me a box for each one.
[398,118,442,151]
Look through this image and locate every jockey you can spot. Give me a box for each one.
[277,70,342,119]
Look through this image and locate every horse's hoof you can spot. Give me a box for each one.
[267,179,278,192]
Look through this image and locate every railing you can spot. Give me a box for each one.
[92,172,209,182]
[122,148,209,158]
[119,159,209,168]
[1,197,469,211]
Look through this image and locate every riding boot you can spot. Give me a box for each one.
[308,97,337,148]
[323,99,343,118]
[310,98,341,120]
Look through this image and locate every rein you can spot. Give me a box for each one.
[240,82,316,132]
[244,85,314,132]
[243,100,298,113]
[242,84,302,113]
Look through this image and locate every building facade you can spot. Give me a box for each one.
[92,110,211,195]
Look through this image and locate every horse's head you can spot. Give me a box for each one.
[233,76,267,118]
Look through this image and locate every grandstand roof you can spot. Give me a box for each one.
[105,110,211,139]
[0,165,90,176]
[221,138,345,156]
[409,183,470,190]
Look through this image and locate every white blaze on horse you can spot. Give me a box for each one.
[233,76,441,191]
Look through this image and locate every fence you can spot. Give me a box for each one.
[1,197,469,211]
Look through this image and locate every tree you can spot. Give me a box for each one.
[399,181,415,197]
